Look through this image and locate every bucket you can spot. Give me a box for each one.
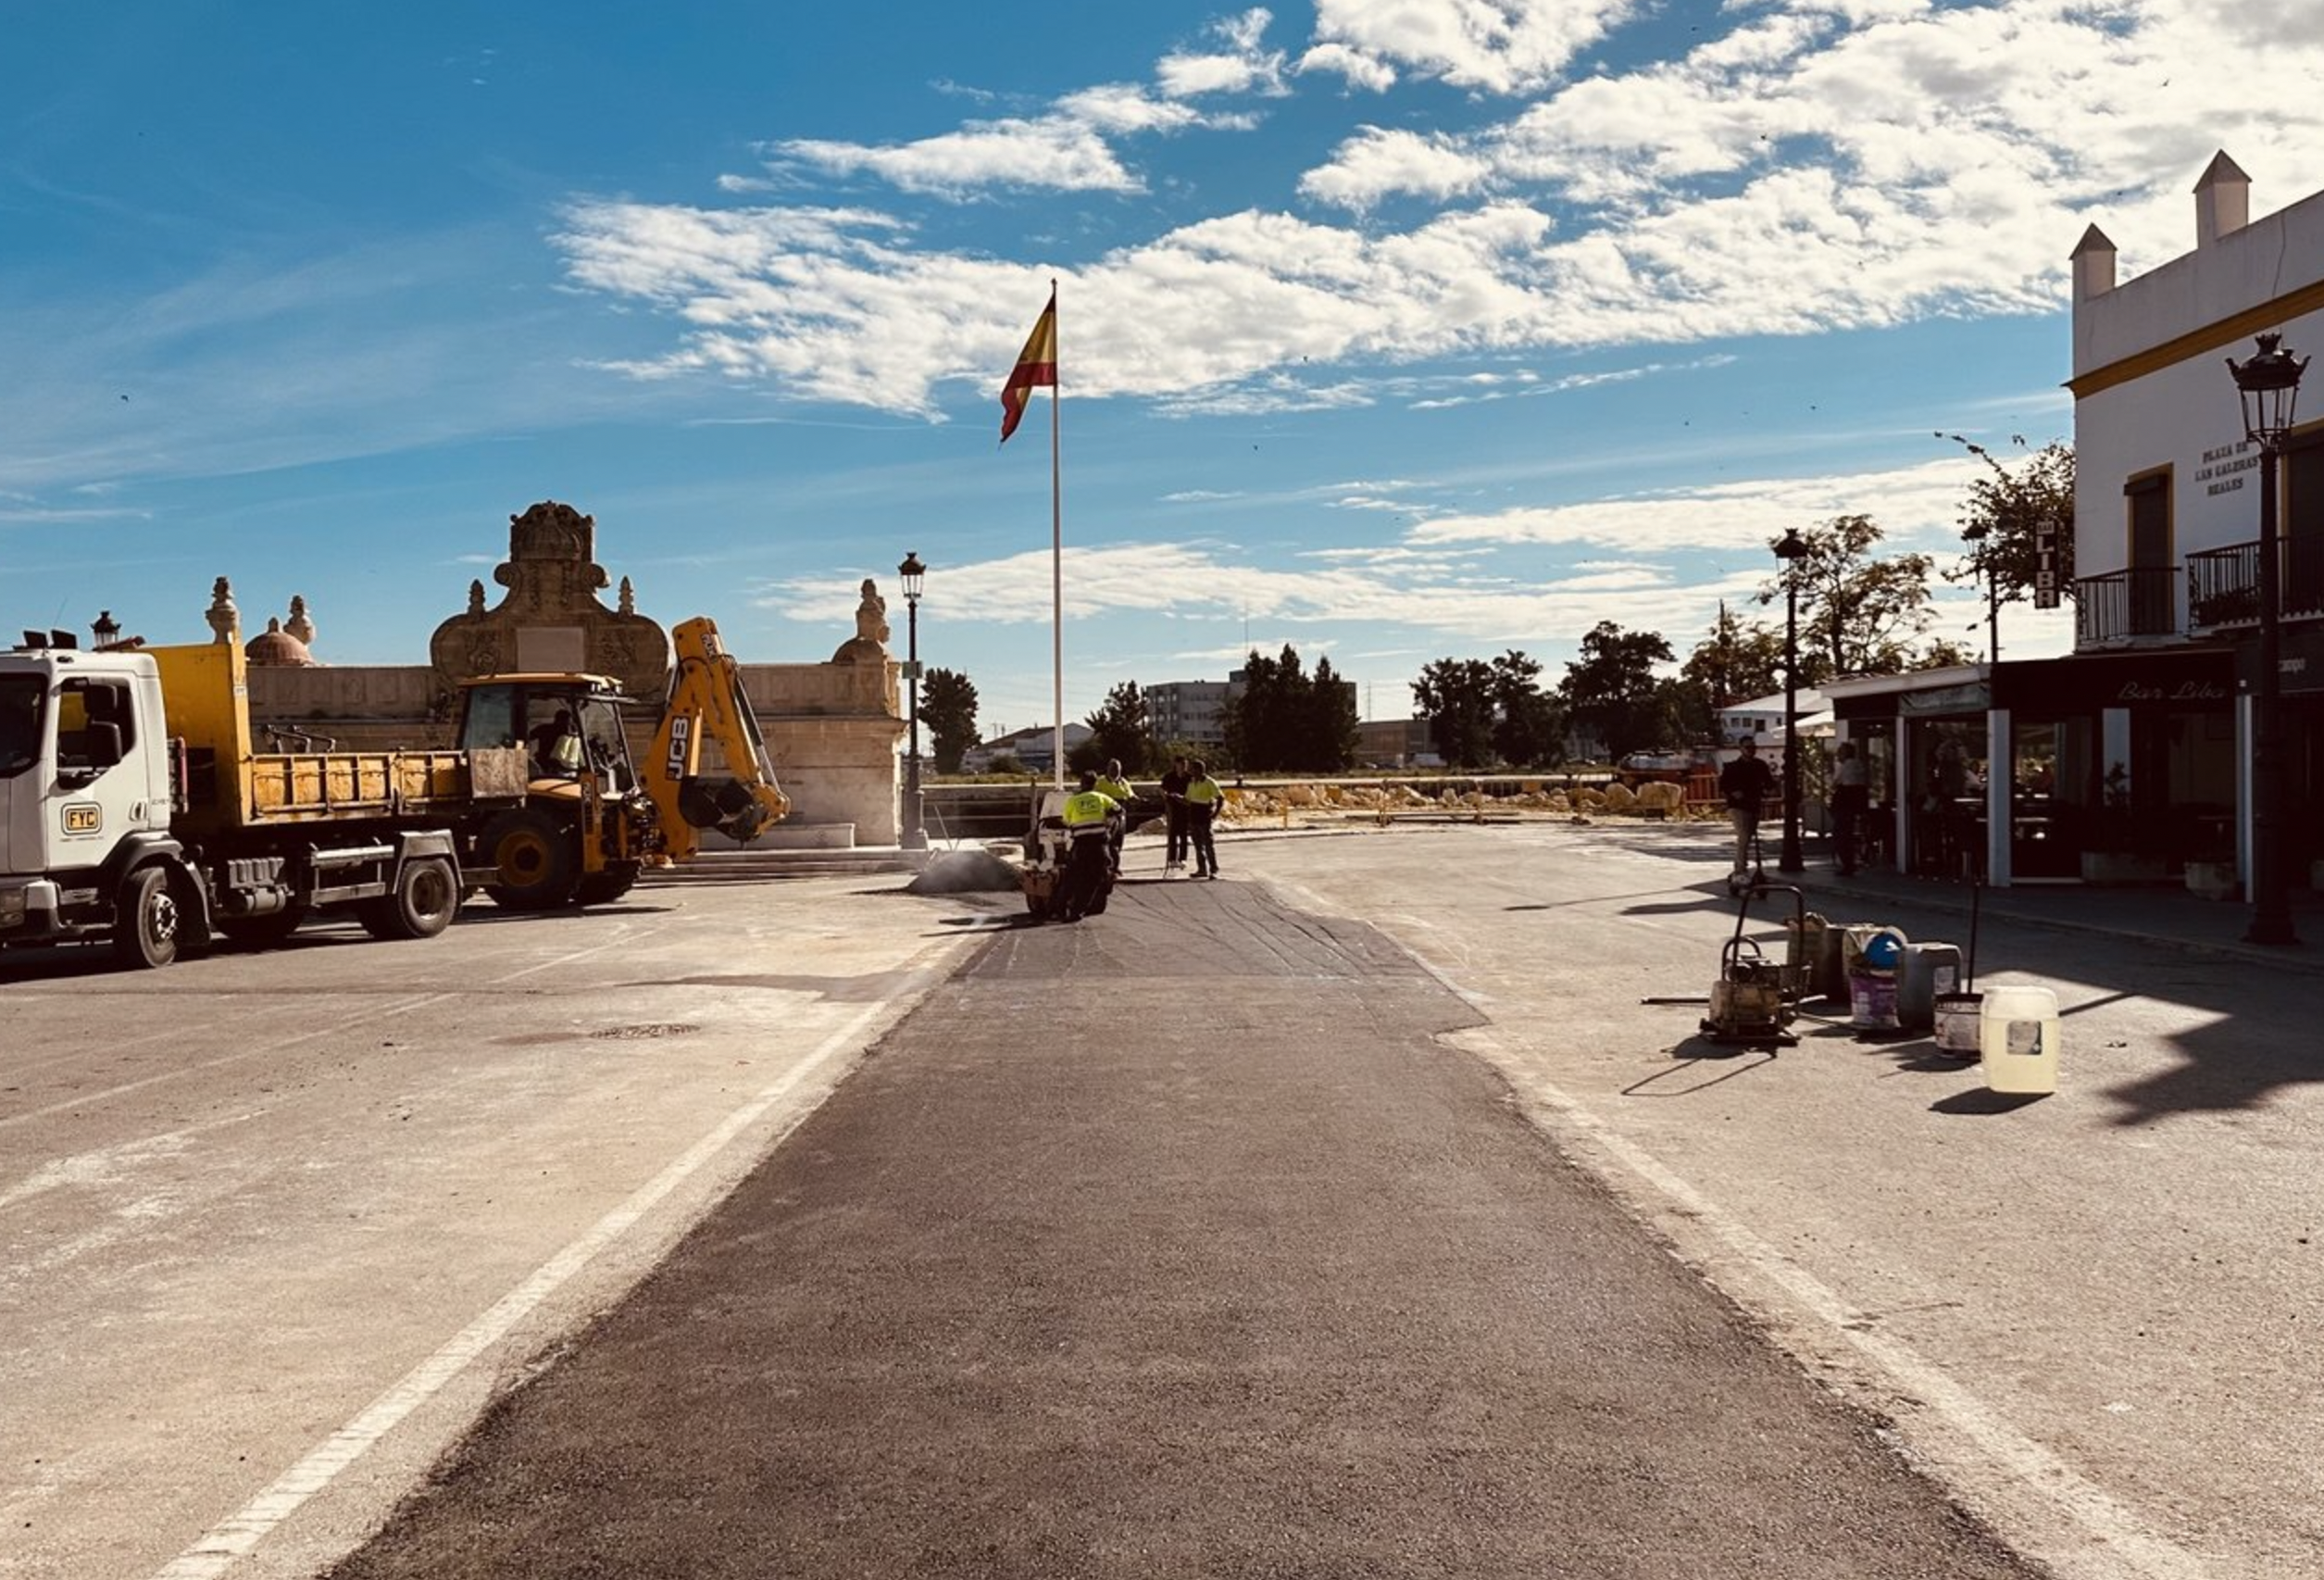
[1932,991,1983,1056]
[1842,924,1907,980]
[1848,972,1900,1031]
[1980,984,2061,1094]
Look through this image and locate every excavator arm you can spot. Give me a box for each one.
[644,617,792,862]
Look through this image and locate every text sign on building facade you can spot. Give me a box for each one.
[2033,519,2060,608]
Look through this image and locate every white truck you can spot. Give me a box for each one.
[0,631,526,968]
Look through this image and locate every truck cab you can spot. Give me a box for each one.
[0,646,181,946]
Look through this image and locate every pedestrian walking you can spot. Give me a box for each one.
[1718,736,1776,894]
[1185,758,1224,879]
[1159,754,1192,876]
[1094,758,1135,876]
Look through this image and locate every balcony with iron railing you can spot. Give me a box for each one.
[2185,539,2324,633]
[2073,565,2180,647]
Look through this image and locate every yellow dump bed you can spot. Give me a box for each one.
[146,640,525,833]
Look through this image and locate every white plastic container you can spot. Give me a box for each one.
[1932,992,1982,1056]
[1980,984,2061,1094]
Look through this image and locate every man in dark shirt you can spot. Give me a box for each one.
[1158,754,1192,876]
[1718,736,1777,892]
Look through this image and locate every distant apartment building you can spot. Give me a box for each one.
[1145,678,1238,747]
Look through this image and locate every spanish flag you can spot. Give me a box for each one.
[999,286,1057,444]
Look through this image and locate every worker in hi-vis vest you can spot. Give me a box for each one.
[1183,758,1224,879]
[1093,759,1135,874]
[1056,770,1122,921]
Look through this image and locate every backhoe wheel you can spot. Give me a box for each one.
[115,866,182,970]
[573,860,643,907]
[361,857,460,940]
[481,809,579,910]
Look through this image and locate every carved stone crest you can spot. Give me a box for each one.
[429,500,670,698]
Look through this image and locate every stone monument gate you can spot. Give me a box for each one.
[227,500,909,846]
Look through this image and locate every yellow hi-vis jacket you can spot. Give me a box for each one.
[1185,776,1223,807]
[1095,773,1133,803]
[1063,789,1119,834]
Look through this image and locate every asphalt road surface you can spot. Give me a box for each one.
[320,871,2032,1580]
[8,821,2318,1578]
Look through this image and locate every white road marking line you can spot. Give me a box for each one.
[149,946,956,1580]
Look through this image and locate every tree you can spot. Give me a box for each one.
[1306,655,1360,772]
[918,668,980,773]
[1489,650,1565,768]
[1558,621,1676,758]
[1081,680,1155,772]
[1943,435,2075,607]
[1682,605,1784,709]
[1756,515,1934,683]
[1410,658,1497,768]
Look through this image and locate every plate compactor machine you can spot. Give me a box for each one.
[1700,877,1812,1047]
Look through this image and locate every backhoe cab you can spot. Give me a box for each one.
[450,617,790,909]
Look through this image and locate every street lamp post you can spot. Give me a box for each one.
[898,551,928,852]
[91,610,121,650]
[2227,332,2307,946]
[1961,523,2000,664]
[1774,527,1810,873]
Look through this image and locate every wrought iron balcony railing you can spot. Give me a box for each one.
[2074,566,2180,646]
[2186,538,2324,632]
[2185,543,2259,632]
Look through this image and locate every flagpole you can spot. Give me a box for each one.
[1049,278,1065,792]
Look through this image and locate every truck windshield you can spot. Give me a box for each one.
[0,676,45,777]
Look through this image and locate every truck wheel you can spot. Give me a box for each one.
[115,867,181,969]
[574,861,642,907]
[361,857,460,940]
[481,809,579,909]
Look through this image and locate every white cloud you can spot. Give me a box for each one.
[1158,7,1292,98]
[1296,41,1398,93]
[768,118,1145,198]
[1297,125,1495,210]
[1305,0,1639,94]
[554,0,2324,433]
[1406,458,1984,555]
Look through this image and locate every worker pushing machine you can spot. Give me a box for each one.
[1055,770,1122,921]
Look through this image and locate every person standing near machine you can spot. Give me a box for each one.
[1159,754,1192,876]
[1718,736,1776,894]
[1094,758,1135,876]
[1184,758,1225,880]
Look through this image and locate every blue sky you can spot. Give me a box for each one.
[5,2,2314,734]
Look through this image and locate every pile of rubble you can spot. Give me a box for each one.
[1216,778,1706,824]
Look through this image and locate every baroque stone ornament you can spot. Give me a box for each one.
[831,578,894,666]
[206,576,240,645]
[428,500,671,699]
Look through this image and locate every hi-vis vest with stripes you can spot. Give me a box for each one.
[1063,790,1117,832]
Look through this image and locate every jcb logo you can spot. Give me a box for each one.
[62,803,103,834]
[665,716,692,777]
